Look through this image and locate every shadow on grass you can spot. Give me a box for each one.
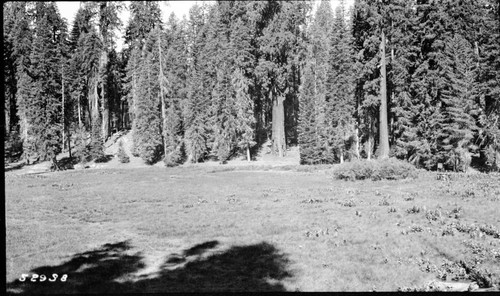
[7,240,291,294]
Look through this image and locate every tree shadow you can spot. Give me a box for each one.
[7,240,292,294]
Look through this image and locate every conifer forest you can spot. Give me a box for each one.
[6,1,500,292]
[3,0,500,171]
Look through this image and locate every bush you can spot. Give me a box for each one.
[89,120,105,161]
[5,131,23,162]
[332,158,417,181]
[74,128,92,164]
[117,140,130,163]
[164,145,183,167]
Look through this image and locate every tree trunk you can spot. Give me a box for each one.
[340,148,344,163]
[272,92,286,157]
[68,132,72,159]
[100,51,109,141]
[77,94,82,127]
[5,101,10,136]
[158,27,168,159]
[379,30,390,159]
[367,124,374,160]
[62,64,65,151]
[354,125,360,159]
[246,145,251,162]
[92,77,99,125]
[52,156,60,171]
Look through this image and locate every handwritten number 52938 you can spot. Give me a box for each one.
[19,274,67,282]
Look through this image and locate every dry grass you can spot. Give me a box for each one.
[5,166,500,292]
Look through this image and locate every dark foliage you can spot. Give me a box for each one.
[332,158,418,181]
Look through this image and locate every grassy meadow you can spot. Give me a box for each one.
[5,166,500,292]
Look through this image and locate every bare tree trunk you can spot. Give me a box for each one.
[379,30,390,159]
[62,64,65,151]
[354,125,360,159]
[158,27,168,158]
[77,94,82,127]
[272,93,286,158]
[246,145,251,162]
[52,156,60,171]
[68,132,72,159]
[367,122,374,160]
[271,91,277,152]
[92,77,99,123]
[5,101,10,136]
[100,51,109,141]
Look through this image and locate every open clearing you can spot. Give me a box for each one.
[5,166,500,292]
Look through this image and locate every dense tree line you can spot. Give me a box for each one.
[3,0,500,171]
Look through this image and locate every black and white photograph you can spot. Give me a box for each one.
[4,0,500,293]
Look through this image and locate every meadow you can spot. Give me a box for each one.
[5,166,500,292]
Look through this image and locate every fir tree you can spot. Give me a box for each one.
[163,13,188,166]
[183,4,211,163]
[20,2,67,167]
[256,1,311,157]
[326,0,356,163]
[439,34,480,171]
[134,39,163,164]
[298,58,319,165]
[352,0,383,160]
[233,68,256,162]
[123,1,163,161]
[477,0,500,170]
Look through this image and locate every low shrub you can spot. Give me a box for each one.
[74,129,92,164]
[332,158,418,181]
[4,131,23,162]
[117,140,130,163]
[164,148,183,167]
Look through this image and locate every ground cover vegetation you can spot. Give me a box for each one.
[3,0,499,171]
[5,168,500,292]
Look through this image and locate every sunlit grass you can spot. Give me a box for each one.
[5,167,500,291]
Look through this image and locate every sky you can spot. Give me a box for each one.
[56,0,354,51]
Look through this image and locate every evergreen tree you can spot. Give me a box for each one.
[256,0,311,157]
[326,0,356,163]
[298,57,320,164]
[233,68,256,162]
[88,1,124,141]
[206,3,239,163]
[477,0,500,170]
[298,0,333,164]
[183,4,211,163]
[439,34,480,171]
[8,2,34,146]
[67,11,102,160]
[20,2,68,167]
[133,32,163,164]
[2,2,24,135]
[352,0,383,160]
[163,13,188,166]
[228,7,258,161]
[123,1,162,160]
[405,1,468,169]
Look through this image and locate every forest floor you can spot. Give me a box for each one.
[5,161,500,292]
[4,129,302,174]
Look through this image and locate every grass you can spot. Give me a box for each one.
[5,166,500,292]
